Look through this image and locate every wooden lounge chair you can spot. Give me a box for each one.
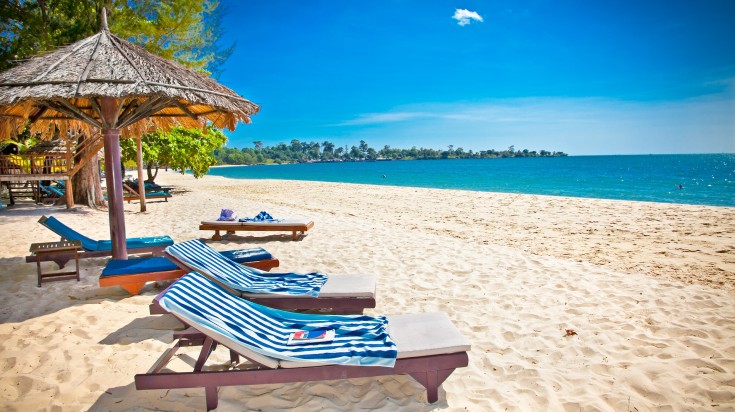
[25,215,174,268]
[135,273,470,410]
[100,247,280,295]
[162,239,376,314]
[199,219,314,241]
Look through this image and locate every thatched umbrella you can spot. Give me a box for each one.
[0,10,259,259]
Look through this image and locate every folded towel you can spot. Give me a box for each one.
[217,208,237,221]
[239,211,281,223]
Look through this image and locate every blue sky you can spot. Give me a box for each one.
[215,1,735,155]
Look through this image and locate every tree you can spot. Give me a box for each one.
[1,0,233,207]
[120,126,227,180]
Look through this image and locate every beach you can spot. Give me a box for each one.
[0,170,733,411]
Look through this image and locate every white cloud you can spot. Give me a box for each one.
[332,94,735,155]
[336,111,466,126]
[452,9,483,26]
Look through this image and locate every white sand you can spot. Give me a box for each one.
[0,170,733,411]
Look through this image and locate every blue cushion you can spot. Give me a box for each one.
[220,247,273,262]
[101,248,272,277]
[102,256,176,277]
[95,236,174,252]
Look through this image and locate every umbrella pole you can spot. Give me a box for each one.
[102,128,128,259]
[100,96,128,260]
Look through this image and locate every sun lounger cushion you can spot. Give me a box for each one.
[242,273,376,299]
[101,248,274,277]
[160,273,398,367]
[167,239,327,296]
[42,216,174,252]
[103,256,176,276]
[94,236,174,251]
[200,219,311,227]
[279,312,471,369]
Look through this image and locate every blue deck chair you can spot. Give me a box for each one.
[26,215,174,268]
[136,272,470,410]
[100,247,280,295]
[39,182,64,203]
[164,239,377,313]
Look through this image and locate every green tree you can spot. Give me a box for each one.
[120,126,227,180]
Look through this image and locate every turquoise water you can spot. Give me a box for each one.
[205,154,735,207]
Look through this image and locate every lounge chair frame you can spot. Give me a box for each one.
[163,250,376,314]
[135,327,469,411]
[199,220,314,241]
[25,243,167,268]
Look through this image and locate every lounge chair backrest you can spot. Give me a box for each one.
[159,273,397,368]
[40,183,64,197]
[166,239,327,296]
[39,215,98,251]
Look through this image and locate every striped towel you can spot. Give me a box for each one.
[161,273,397,367]
[239,210,282,222]
[166,239,327,296]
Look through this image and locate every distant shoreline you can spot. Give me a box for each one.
[204,154,734,208]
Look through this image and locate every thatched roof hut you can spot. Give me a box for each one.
[0,13,259,140]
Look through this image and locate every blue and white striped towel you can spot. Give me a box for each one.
[160,273,397,367]
[239,211,281,222]
[166,239,327,296]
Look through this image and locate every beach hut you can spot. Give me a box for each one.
[0,9,259,259]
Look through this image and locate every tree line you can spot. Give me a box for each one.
[214,140,568,165]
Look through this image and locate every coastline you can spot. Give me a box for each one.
[204,154,735,208]
[0,170,733,410]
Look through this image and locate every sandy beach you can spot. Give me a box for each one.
[1,170,733,411]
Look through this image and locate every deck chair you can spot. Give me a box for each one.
[135,273,470,410]
[199,217,313,241]
[25,215,174,268]
[100,247,280,295]
[163,239,376,314]
[39,182,64,204]
[122,182,171,203]
[126,179,173,194]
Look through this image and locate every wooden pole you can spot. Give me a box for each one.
[136,137,146,212]
[64,137,74,208]
[100,97,127,260]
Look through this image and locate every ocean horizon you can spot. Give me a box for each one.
[204,154,735,207]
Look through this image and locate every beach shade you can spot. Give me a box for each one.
[0,10,259,259]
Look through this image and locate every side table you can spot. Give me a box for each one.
[29,240,82,287]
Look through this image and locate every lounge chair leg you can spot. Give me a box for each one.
[194,337,216,372]
[409,370,440,403]
[212,230,222,241]
[120,283,145,295]
[204,386,218,411]
[230,349,239,365]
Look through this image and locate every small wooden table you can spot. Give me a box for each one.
[29,240,82,287]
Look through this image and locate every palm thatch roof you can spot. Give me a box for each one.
[0,18,259,140]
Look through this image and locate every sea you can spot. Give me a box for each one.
[205,154,735,207]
